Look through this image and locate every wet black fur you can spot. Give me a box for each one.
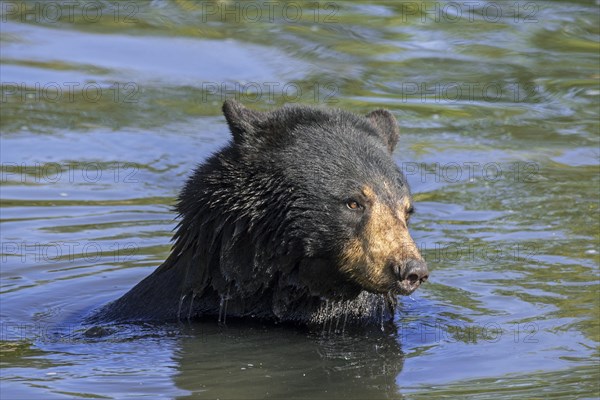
[92,100,410,324]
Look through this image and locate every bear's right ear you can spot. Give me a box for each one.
[222,99,266,145]
[366,109,400,153]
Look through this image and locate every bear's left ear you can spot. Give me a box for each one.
[366,109,400,153]
[222,99,267,145]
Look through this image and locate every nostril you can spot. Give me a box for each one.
[402,259,429,285]
[407,273,419,284]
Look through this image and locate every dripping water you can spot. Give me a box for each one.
[218,295,225,324]
[222,285,231,325]
[380,294,385,332]
[177,294,187,322]
[342,302,349,335]
[328,301,335,336]
[321,299,330,335]
[334,299,343,333]
[187,292,196,322]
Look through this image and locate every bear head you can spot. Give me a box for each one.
[216,99,428,300]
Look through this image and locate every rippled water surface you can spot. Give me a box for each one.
[1,1,599,399]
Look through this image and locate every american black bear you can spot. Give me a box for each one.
[93,100,428,325]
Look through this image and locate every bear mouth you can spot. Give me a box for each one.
[356,274,423,297]
[393,278,422,296]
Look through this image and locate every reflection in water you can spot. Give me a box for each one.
[173,322,404,399]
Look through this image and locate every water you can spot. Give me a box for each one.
[1,1,598,398]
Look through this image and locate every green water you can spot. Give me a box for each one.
[1,1,598,399]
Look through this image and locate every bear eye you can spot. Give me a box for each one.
[405,205,415,223]
[346,200,363,210]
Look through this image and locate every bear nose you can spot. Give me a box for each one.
[397,259,429,285]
